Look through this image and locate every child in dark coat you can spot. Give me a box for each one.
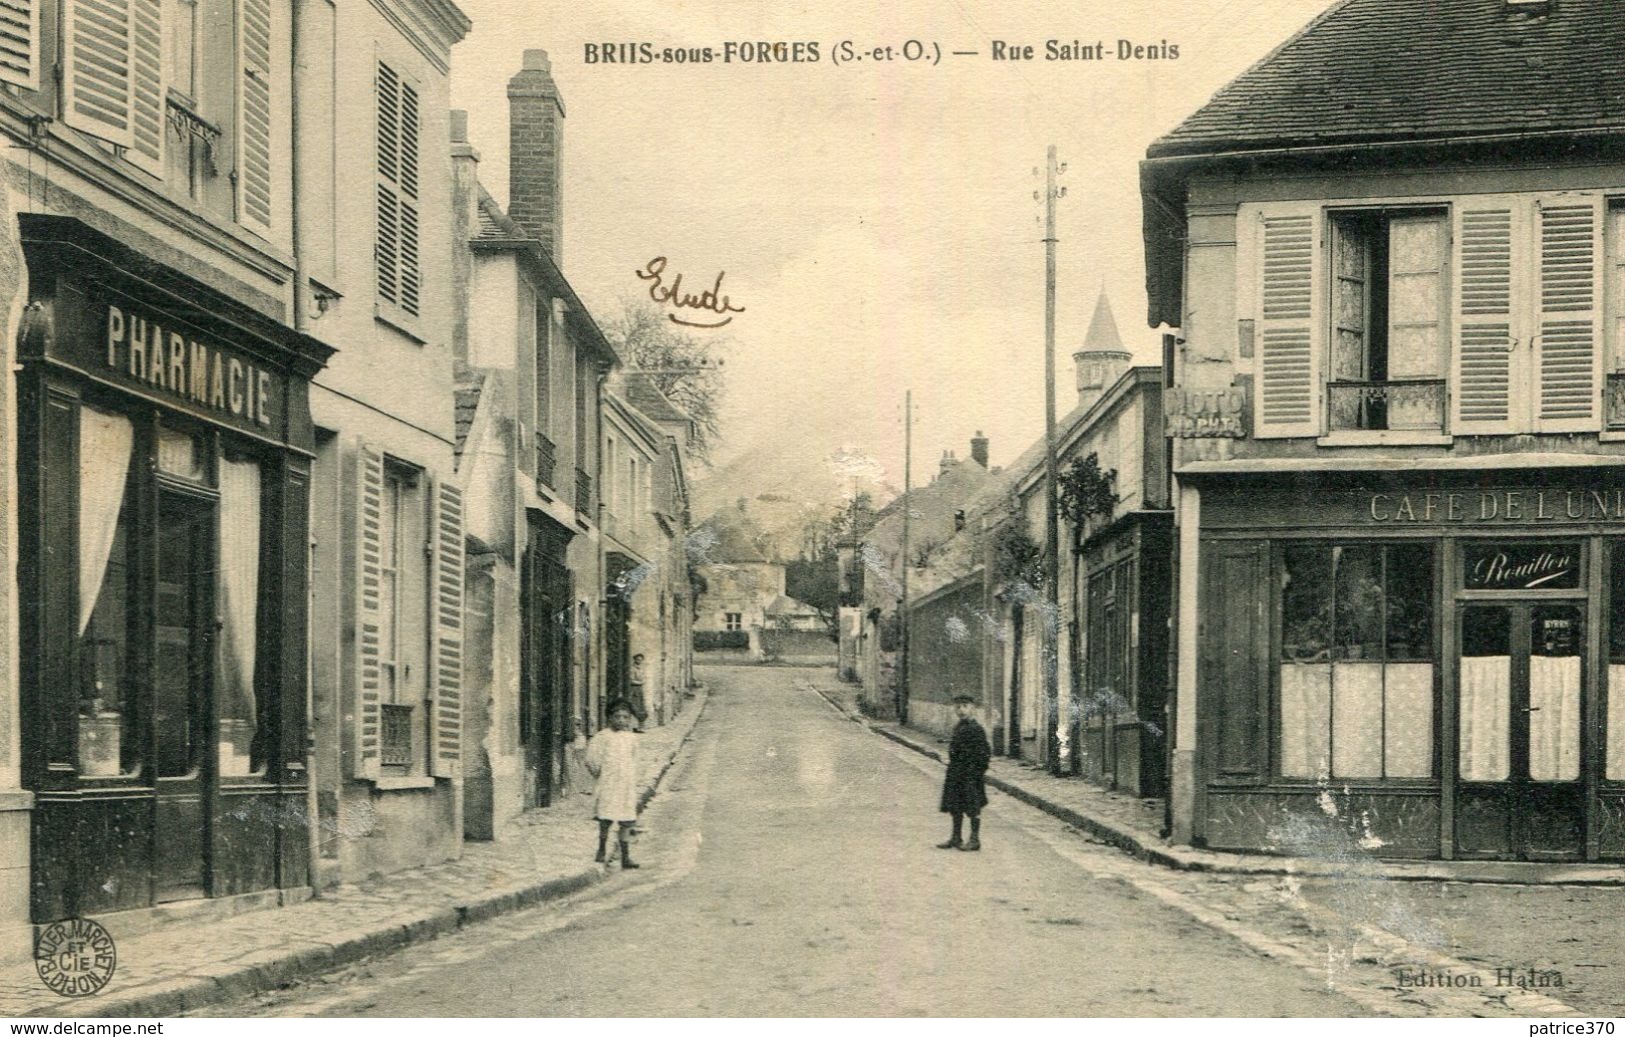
[938,694,991,851]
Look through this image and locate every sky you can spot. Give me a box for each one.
[447,0,1340,502]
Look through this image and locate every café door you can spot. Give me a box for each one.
[1456,603,1586,860]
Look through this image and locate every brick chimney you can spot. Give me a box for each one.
[969,431,988,468]
[508,49,564,263]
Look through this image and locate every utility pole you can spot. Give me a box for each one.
[1041,145,1065,775]
[898,388,912,724]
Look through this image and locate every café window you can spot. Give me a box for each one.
[1279,543,1435,779]
[1326,209,1448,433]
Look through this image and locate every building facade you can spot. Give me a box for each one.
[1145,0,1625,860]
[302,0,470,888]
[452,50,617,837]
[602,377,696,726]
[0,0,480,939]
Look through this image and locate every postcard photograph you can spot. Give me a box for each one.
[0,0,1621,1022]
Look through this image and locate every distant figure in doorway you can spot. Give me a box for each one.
[937,694,991,852]
[586,699,642,868]
[629,653,649,731]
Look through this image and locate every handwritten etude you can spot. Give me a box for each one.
[636,256,745,329]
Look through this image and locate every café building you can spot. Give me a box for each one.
[1193,467,1625,862]
[17,217,331,921]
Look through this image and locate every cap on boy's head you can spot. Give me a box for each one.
[951,694,977,705]
[606,698,636,717]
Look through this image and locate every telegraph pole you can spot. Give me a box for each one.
[1041,145,1064,775]
[898,388,912,723]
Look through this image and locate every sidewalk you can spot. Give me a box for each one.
[1,691,708,1019]
[804,675,1625,886]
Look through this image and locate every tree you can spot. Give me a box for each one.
[1058,452,1119,527]
[785,544,841,641]
[784,503,870,640]
[603,300,729,462]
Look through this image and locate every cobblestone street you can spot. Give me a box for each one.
[183,666,1611,1018]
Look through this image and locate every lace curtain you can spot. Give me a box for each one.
[1458,655,1511,782]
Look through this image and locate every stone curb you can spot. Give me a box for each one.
[809,681,1625,887]
[51,691,711,1019]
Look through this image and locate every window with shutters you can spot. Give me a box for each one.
[379,460,427,774]
[1325,209,1449,434]
[21,0,265,228]
[375,58,423,326]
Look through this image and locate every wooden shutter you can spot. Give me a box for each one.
[0,0,41,90]
[1254,206,1323,438]
[375,60,420,316]
[125,0,163,175]
[62,0,135,147]
[398,76,421,316]
[236,0,272,235]
[428,476,464,778]
[354,443,385,780]
[1535,195,1603,432]
[1452,199,1521,433]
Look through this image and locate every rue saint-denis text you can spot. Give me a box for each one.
[105,306,273,427]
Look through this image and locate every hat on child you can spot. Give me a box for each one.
[951,694,977,705]
[605,698,637,717]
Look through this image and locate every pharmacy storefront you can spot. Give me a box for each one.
[18,218,331,922]
[1193,469,1625,862]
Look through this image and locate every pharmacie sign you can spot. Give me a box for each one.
[52,289,288,437]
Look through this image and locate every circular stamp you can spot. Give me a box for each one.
[34,918,117,998]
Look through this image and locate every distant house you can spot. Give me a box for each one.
[850,433,994,714]
[693,502,828,662]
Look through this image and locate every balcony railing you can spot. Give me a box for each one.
[576,468,594,516]
[380,704,413,768]
[1327,379,1446,433]
[1607,373,1625,430]
[535,432,558,491]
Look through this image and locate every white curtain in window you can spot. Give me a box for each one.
[1332,662,1384,778]
[1383,663,1434,778]
[1387,215,1446,380]
[217,457,261,775]
[1279,663,1331,778]
[78,408,135,636]
[1607,665,1625,780]
[1528,655,1581,782]
[1459,655,1511,781]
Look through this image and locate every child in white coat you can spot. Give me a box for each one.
[585,699,641,868]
